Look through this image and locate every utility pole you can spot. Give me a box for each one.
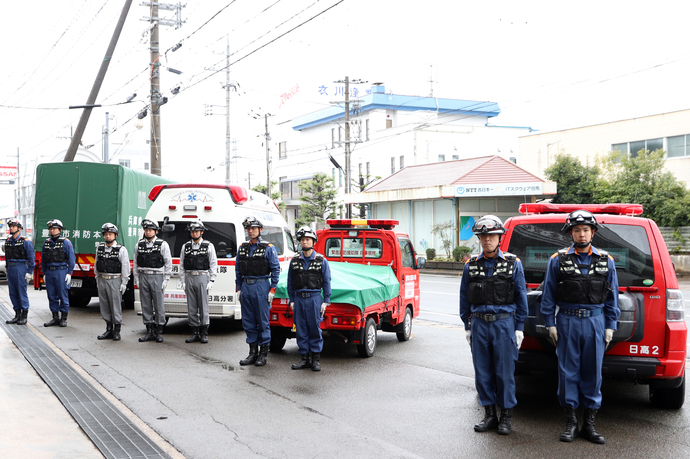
[225,39,231,185]
[64,0,133,162]
[15,148,20,222]
[104,112,110,164]
[265,114,271,197]
[142,2,186,176]
[332,76,366,218]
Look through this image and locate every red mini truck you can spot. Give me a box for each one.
[270,219,421,357]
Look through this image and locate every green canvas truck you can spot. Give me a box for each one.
[32,162,175,307]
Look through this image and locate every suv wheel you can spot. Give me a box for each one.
[649,375,685,410]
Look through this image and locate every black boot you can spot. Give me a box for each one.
[17,309,28,325]
[200,325,209,344]
[497,408,512,435]
[59,312,68,327]
[254,344,269,366]
[474,405,499,432]
[44,312,60,327]
[185,327,201,343]
[311,352,321,372]
[240,343,259,365]
[6,310,20,324]
[112,323,121,341]
[291,353,312,370]
[559,407,579,442]
[139,324,156,342]
[155,325,164,343]
[98,322,113,340]
[580,408,606,444]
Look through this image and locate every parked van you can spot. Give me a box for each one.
[134,184,296,321]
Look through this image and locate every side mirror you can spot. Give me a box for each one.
[416,256,426,269]
[161,223,175,232]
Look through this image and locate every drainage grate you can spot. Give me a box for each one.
[0,306,173,459]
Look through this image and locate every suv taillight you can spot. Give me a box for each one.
[666,289,685,322]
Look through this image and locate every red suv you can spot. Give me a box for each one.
[501,203,687,409]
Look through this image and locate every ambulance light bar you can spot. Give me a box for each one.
[148,184,248,204]
[519,203,644,216]
[327,219,399,230]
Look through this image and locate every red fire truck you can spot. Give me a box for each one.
[269,219,422,357]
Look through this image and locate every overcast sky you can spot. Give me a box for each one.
[2,0,690,186]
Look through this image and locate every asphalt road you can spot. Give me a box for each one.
[2,276,690,458]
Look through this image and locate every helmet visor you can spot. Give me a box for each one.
[473,217,503,233]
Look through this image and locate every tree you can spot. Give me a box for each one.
[296,172,338,227]
[596,149,690,226]
[431,220,453,258]
[252,181,285,211]
[544,152,600,204]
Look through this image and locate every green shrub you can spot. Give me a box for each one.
[453,246,472,262]
[426,248,436,261]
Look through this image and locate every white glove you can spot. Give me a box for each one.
[289,302,294,313]
[207,281,214,292]
[548,326,558,345]
[516,330,524,350]
[119,283,127,295]
[605,329,614,346]
[267,291,275,304]
[25,272,33,283]
[180,281,186,291]
[320,303,328,317]
[465,330,472,346]
[65,274,71,286]
[162,280,168,292]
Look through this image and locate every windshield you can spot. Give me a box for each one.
[507,222,655,287]
[157,221,237,259]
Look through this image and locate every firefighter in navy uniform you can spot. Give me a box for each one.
[541,210,620,444]
[180,221,217,344]
[4,219,35,326]
[235,217,280,366]
[459,215,528,436]
[288,226,332,372]
[42,219,76,327]
[133,219,173,343]
[94,223,130,341]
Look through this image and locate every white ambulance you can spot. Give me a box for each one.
[134,184,296,321]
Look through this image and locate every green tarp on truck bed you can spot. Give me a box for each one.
[275,261,400,311]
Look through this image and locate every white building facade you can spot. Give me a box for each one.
[519,108,690,185]
[274,85,534,230]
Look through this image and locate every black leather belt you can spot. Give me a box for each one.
[245,278,269,285]
[473,312,514,323]
[559,308,603,318]
[7,261,25,267]
[299,292,317,298]
[47,266,67,271]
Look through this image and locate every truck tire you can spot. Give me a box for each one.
[649,375,685,409]
[396,307,413,342]
[270,334,287,353]
[357,318,377,358]
[69,291,91,308]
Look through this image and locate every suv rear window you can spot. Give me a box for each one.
[507,222,655,287]
[325,237,383,259]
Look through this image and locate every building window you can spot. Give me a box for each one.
[332,168,337,184]
[386,119,393,129]
[144,162,149,170]
[279,141,287,159]
[339,126,343,143]
[613,138,664,158]
[339,168,343,187]
[399,155,404,170]
[667,135,690,158]
[358,163,363,177]
[280,176,289,200]
[366,119,370,141]
[366,162,370,177]
[438,154,445,162]
[452,155,459,161]
[391,157,395,174]
[331,128,336,148]
[119,159,130,168]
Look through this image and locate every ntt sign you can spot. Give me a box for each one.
[455,182,543,197]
